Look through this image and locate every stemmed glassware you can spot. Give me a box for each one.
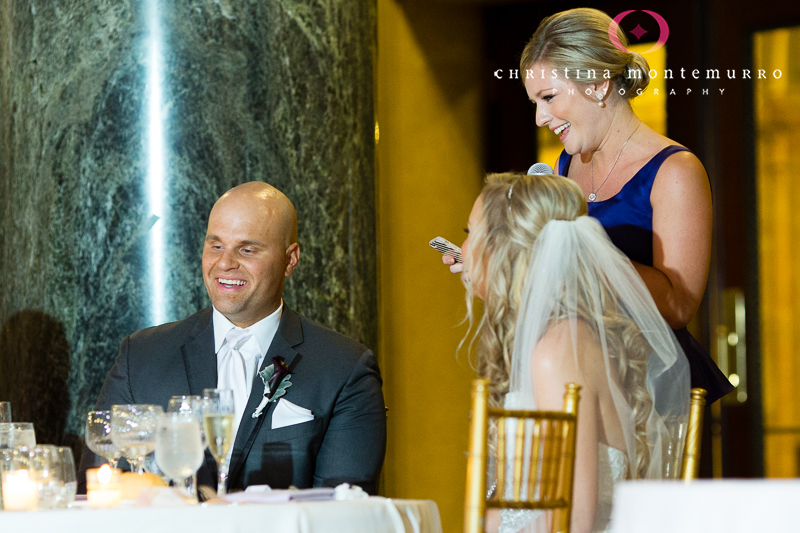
[0,447,14,509]
[202,389,235,496]
[0,423,36,449]
[31,445,61,509]
[155,413,204,498]
[1,445,37,510]
[167,395,207,446]
[110,404,163,474]
[663,414,688,479]
[0,442,75,509]
[167,395,204,416]
[167,395,207,495]
[0,402,11,423]
[16,445,77,509]
[86,411,123,469]
[54,446,77,507]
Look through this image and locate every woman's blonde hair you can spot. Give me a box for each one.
[464,172,654,478]
[519,8,650,99]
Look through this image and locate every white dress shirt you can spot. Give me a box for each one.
[212,302,283,446]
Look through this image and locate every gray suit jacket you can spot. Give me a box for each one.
[78,306,386,494]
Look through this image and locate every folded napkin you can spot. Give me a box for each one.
[135,487,198,507]
[224,486,336,504]
[333,483,369,500]
[271,398,314,429]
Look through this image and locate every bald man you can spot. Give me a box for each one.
[78,182,386,495]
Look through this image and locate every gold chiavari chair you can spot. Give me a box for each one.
[465,378,581,533]
[680,387,707,481]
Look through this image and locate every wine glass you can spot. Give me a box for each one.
[1,445,37,511]
[0,423,36,449]
[0,402,11,423]
[167,395,204,415]
[167,395,206,495]
[32,446,76,508]
[0,447,13,509]
[168,395,207,447]
[54,447,77,508]
[202,389,235,496]
[155,413,204,498]
[86,411,123,469]
[111,404,163,474]
[662,414,688,479]
[31,445,62,509]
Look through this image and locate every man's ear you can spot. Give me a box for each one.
[284,243,300,277]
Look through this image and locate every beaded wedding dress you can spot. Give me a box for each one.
[498,444,627,533]
[593,444,629,532]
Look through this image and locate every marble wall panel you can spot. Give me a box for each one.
[0,0,376,451]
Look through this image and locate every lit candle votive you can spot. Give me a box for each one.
[86,465,122,508]
[2,469,38,511]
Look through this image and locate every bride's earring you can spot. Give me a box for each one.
[597,92,606,108]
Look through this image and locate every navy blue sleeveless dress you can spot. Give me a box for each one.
[558,146,733,403]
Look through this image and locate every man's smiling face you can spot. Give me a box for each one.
[202,185,298,328]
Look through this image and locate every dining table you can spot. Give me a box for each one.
[0,496,443,533]
[611,479,800,533]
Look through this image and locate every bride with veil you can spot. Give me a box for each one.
[459,173,690,533]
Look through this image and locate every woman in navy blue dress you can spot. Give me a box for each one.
[446,8,731,403]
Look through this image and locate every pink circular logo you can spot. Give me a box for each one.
[608,10,669,54]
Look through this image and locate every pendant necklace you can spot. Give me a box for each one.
[589,121,642,202]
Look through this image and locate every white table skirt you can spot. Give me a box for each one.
[0,497,443,533]
[611,479,800,533]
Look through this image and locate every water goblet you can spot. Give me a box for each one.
[111,404,163,474]
[86,411,123,469]
[155,413,204,498]
[167,395,207,495]
[31,445,63,510]
[54,447,77,507]
[167,395,204,414]
[0,423,36,449]
[0,402,11,423]
[168,395,207,444]
[0,448,12,509]
[202,389,235,496]
[1,446,37,511]
[662,414,688,479]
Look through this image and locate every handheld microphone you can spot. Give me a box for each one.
[527,162,554,175]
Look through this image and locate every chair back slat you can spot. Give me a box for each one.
[527,419,542,502]
[513,417,526,501]
[555,418,573,500]
[545,420,561,502]
[680,388,707,481]
[497,416,506,500]
[466,379,582,533]
[556,382,582,533]
[539,420,552,501]
[464,380,489,533]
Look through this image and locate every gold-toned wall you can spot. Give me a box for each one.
[377,1,484,531]
[754,27,800,478]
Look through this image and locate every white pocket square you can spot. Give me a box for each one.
[271,398,314,429]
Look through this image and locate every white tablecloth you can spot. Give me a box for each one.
[0,497,442,533]
[611,479,800,533]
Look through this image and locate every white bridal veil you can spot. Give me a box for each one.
[505,216,691,480]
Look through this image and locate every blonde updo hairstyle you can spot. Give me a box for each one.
[464,172,655,479]
[520,8,650,100]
